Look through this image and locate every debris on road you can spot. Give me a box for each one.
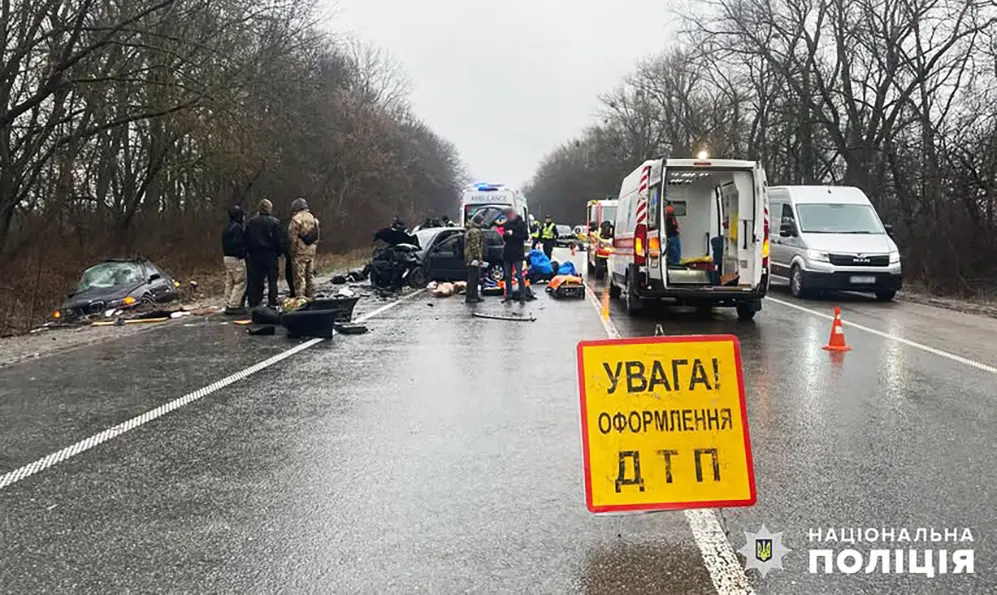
[334,322,368,335]
[282,309,335,339]
[91,317,170,327]
[247,325,276,336]
[472,312,536,322]
[251,307,282,325]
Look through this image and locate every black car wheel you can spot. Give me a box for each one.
[408,266,427,289]
[736,302,758,321]
[790,265,808,299]
[487,263,504,282]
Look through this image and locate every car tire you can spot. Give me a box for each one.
[875,290,896,302]
[624,273,643,316]
[408,266,427,289]
[609,282,622,299]
[486,263,504,282]
[790,264,808,299]
[736,302,758,321]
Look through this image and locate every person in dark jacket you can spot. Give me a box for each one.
[245,199,283,308]
[221,205,248,315]
[501,208,529,304]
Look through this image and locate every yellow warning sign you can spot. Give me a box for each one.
[576,334,756,513]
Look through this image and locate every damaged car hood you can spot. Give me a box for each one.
[374,227,420,249]
[61,283,140,311]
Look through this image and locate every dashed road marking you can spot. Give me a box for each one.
[0,289,425,492]
[768,297,997,375]
[583,284,755,595]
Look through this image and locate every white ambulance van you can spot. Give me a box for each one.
[460,183,530,227]
[607,158,770,320]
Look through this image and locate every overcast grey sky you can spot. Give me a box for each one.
[322,0,673,188]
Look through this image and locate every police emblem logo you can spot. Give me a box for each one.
[739,525,790,578]
[755,538,773,562]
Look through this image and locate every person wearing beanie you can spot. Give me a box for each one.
[287,197,320,298]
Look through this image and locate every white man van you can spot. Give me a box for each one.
[768,185,902,301]
[607,158,770,320]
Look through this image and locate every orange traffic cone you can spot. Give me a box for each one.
[822,306,851,352]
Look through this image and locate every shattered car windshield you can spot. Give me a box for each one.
[414,228,441,248]
[77,262,145,292]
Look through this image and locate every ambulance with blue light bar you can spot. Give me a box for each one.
[606,155,770,320]
[460,183,530,228]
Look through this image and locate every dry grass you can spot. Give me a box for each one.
[314,248,370,276]
[902,279,997,306]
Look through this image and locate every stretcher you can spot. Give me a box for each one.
[546,275,586,299]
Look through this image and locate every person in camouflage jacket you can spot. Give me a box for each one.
[463,215,485,304]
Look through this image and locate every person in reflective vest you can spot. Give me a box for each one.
[540,215,557,259]
[531,220,541,249]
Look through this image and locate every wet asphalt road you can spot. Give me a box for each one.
[1,248,995,594]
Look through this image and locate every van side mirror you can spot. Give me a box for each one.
[779,219,797,238]
[884,223,894,236]
[149,273,161,282]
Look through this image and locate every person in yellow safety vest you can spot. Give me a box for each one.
[531,219,541,249]
[540,215,557,259]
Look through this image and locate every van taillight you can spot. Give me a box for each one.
[762,207,770,268]
[634,224,647,266]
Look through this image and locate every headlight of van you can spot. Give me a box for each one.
[806,249,830,262]
[889,251,900,264]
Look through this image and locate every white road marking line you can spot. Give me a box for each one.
[768,297,997,375]
[583,284,755,595]
[0,289,425,492]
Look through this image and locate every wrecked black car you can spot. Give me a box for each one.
[370,207,510,290]
[419,227,505,284]
[53,259,180,321]
[369,227,423,290]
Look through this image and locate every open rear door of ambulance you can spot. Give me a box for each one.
[646,159,665,288]
[734,162,764,288]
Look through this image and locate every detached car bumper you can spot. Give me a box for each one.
[802,270,903,292]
